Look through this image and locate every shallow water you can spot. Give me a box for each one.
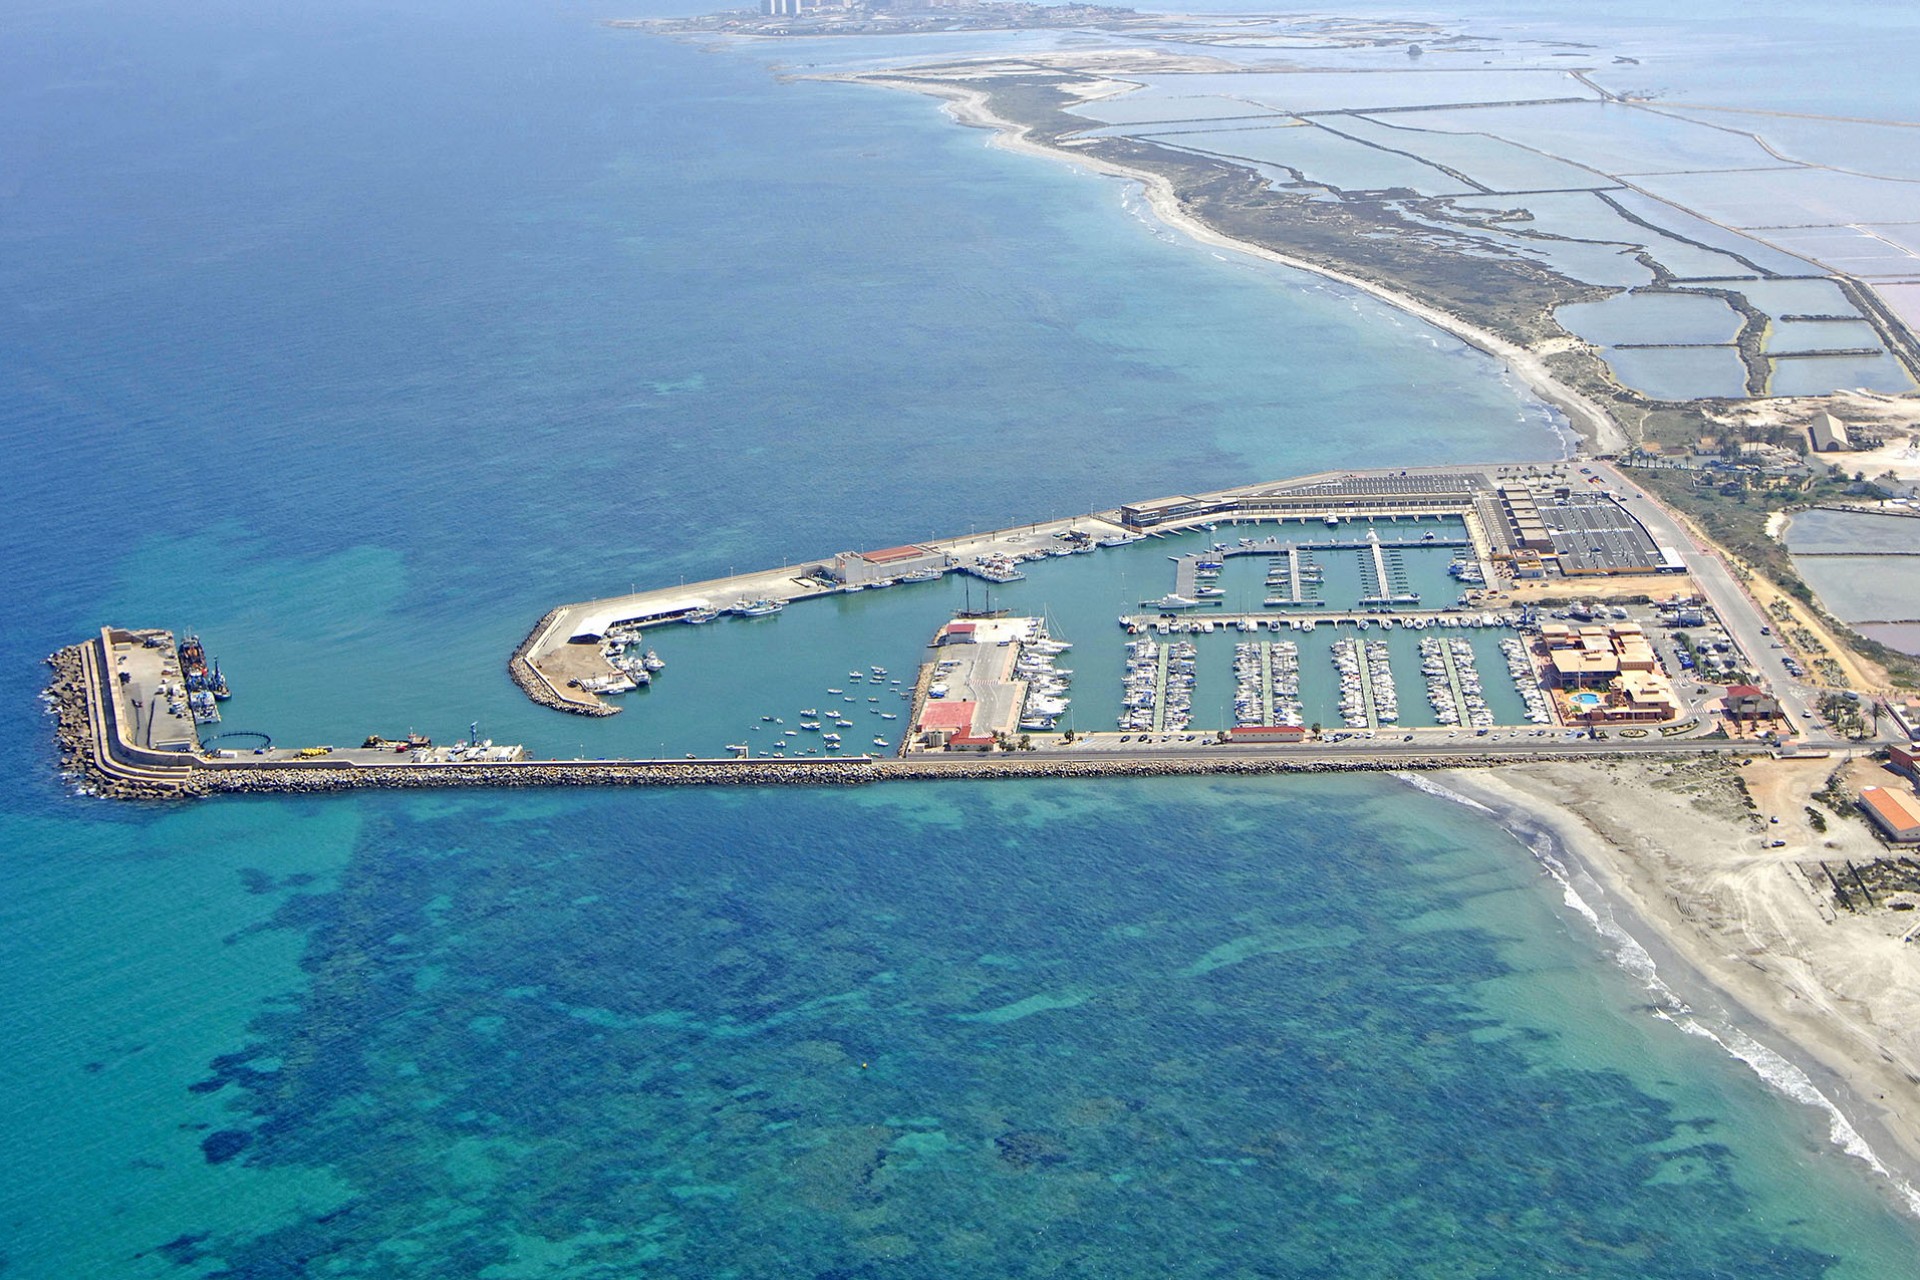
[1154,122,1477,195]
[1768,352,1916,397]
[1606,346,1754,400]
[36,779,1911,1278]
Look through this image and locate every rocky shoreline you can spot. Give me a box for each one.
[507,608,618,717]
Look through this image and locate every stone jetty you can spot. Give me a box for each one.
[509,608,619,717]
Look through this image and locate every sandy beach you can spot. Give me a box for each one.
[845,75,1626,455]
[1436,759,1920,1213]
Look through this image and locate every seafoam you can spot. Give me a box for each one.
[1397,771,1920,1219]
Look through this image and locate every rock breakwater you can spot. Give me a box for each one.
[48,639,1719,802]
[508,608,618,717]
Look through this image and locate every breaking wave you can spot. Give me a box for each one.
[1401,771,1920,1219]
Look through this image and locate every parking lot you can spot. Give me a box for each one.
[1541,495,1666,573]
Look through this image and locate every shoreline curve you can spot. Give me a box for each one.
[842,75,1626,456]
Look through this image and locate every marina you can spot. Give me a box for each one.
[59,462,1775,789]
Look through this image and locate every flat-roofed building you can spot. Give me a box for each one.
[1613,670,1682,721]
[1889,743,1918,783]
[1859,786,1920,842]
[1541,621,1684,722]
[827,544,948,588]
[1617,634,1657,673]
[1120,495,1223,528]
[567,597,711,642]
[1498,486,1556,550]
[1229,725,1306,743]
[1884,696,1920,742]
[1548,648,1620,687]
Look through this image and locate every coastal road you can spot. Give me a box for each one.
[895,734,1857,772]
[1591,461,1817,732]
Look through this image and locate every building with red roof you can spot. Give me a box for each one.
[1860,787,1920,842]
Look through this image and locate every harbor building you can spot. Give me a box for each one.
[825,544,949,589]
[1229,724,1307,744]
[1539,623,1682,724]
[1859,786,1920,842]
[1883,695,1920,742]
[567,597,711,643]
[1497,485,1554,552]
[913,617,1047,750]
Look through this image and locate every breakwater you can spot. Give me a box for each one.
[508,608,618,717]
[52,640,1738,801]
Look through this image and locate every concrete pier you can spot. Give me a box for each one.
[1438,639,1471,724]
[510,464,1529,716]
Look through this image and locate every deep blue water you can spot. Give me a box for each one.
[3,1,1919,1275]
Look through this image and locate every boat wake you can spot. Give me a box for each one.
[1398,771,1920,1219]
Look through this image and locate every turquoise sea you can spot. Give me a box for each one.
[4,0,1920,1275]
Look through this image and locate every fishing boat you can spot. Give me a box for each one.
[729,598,785,617]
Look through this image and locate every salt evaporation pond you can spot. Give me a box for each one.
[1557,291,1745,347]
[1787,509,1920,645]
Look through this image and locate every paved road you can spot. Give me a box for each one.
[1591,461,1822,733]
[894,734,1858,772]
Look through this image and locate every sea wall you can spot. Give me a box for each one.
[508,608,617,717]
[45,644,197,800]
[49,641,1728,802]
